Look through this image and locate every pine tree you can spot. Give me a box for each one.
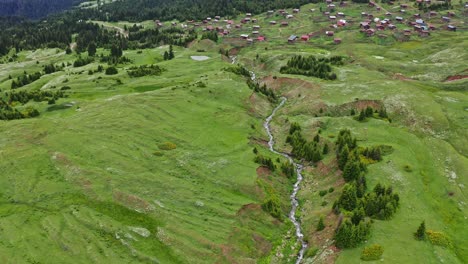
[414,221,426,240]
[323,143,329,155]
[338,184,358,211]
[168,45,174,60]
[358,110,366,121]
[317,216,325,231]
[163,51,169,60]
[87,42,97,56]
[338,145,349,170]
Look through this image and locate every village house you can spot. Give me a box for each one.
[252,31,259,35]
[376,6,381,11]
[325,31,335,36]
[326,0,332,3]
[257,36,266,42]
[442,16,451,22]
[334,38,342,44]
[386,12,392,16]
[301,35,310,41]
[396,16,404,22]
[338,19,347,27]
[281,21,289,27]
[246,13,252,17]
[240,34,249,39]
[247,38,253,44]
[429,11,437,17]
[447,11,455,17]
[419,30,429,37]
[400,4,408,8]
[267,10,274,16]
[360,21,371,29]
[253,25,260,30]
[429,24,436,30]
[337,12,345,17]
[340,1,348,6]
[293,9,300,13]
[329,15,337,20]
[286,14,294,19]
[288,35,297,43]
[415,19,425,25]
[447,25,456,31]
[235,24,241,28]
[328,4,336,9]
[366,29,376,36]
[215,16,221,20]
[270,21,277,25]
[388,24,396,30]
[369,1,376,7]
[361,12,368,17]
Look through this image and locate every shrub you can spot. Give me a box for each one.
[316,216,325,231]
[361,244,384,261]
[426,230,452,248]
[105,66,118,75]
[329,187,335,193]
[153,151,163,156]
[319,190,328,197]
[158,142,177,150]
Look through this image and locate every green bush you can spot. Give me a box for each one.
[361,244,384,261]
[158,142,177,150]
[426,230,452,248]
[329,187,335,193]
[105,66,118,75]
[319,190,328,197]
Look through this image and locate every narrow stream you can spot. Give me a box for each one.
[264,98,307,264]
[230,56,307,263]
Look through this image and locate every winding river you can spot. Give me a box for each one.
[264,98,307,264]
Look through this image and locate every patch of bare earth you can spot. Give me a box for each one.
[445,75,468,82]
[393,73,413,81]
[113,190,155,213]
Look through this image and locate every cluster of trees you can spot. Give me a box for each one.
[246,80,277,103]
[11,71,42,89]
[224,65,251,78]
[254,155,276,171]
[8,90,65,105]
[0,0,80,19]
[418,1,451,11]
[280,55,344,80]
[73,57,94,67]
[129,28,197,49]
[163,45,175,60]
[0,12,195,59]
[286,122,325,163]
[356,106,388,121]
[43,63,63,74]
[360,146,382,162]
[201,31,219,42]
[76,0,317,22]
[0,100,39,120]
[127,65,165,77]
[281,161,296,179]
[262,186,282,219]
[333,129,400,248]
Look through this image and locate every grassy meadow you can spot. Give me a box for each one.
[0,0,467,263]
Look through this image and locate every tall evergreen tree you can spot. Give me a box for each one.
[414,221,426,240]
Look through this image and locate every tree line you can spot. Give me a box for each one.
[280,55,344,80]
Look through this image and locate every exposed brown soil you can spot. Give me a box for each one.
[445,75,468,82]
[252,233,273,255]
[236,203,262,217]
[394,73,413,81]
[256,166,272,178]
[113,190,153,212]
[249,137,269,147]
